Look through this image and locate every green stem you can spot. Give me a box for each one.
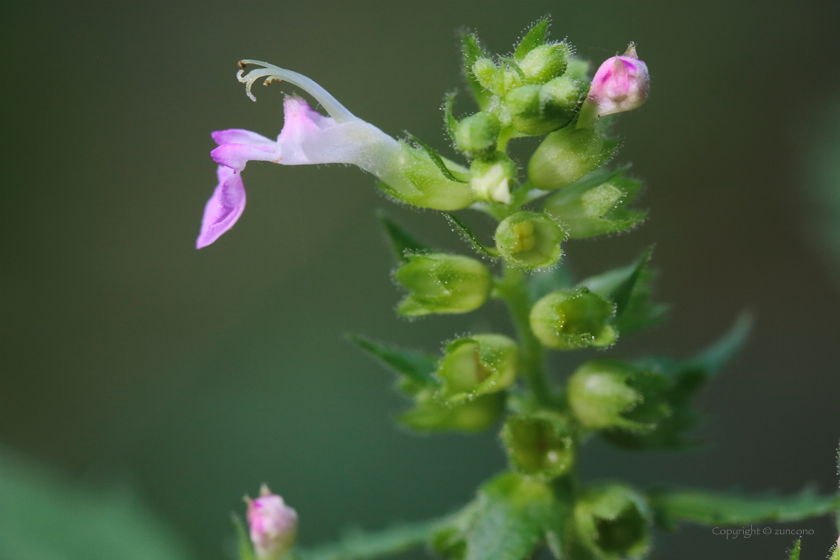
[494,265,553,405]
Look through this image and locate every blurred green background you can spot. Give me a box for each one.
[1,1,839,559]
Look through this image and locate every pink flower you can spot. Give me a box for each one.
[197,62,402,249]
[577,44,649,127]
[246,485,298,559]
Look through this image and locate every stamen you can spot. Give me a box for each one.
[236,60,358,123]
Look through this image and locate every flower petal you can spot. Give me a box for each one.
[196,166,246,249]
[211,129,275,147]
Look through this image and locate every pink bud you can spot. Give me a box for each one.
[246,486,298,559]
[579,44,649,126]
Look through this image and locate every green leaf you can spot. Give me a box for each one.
[788,539,801,560]
[648,487,839,530]
[460,31,492,110]
[444,92,459,142]
[542,167,647,239]
[231,514,256,560]
[0,445,192,560]
[375,211,431,263]
[454,473,562,560]
[689,312,752,376]
[581,246,669,335]
[298,519,439,560]
[514,18,550,61]
[347,334,438,393]
[406,133,469,184]
[443,213,499,258]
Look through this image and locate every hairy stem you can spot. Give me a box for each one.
[495,266,553,405]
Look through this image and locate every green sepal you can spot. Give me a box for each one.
[581,246,669,335]
[434,334,518,403]
[647,487,840,531]
[347,334,439,395]
[832,541,840,560]
[543,167,647,239]
[529,288,617,350]
[514,17,549,61]
[376,211,431,264]
[501,411,575,481]
[433,473,563,560]
[406,133,469,184]
[564,58,590,82]
[495,211,568,270]
[789,539,801,560]
[395,253,492,317]
[603,315,752,449]
[399,392,505,434]
[574,483,651,560]
[444,91,459,142]
[231,514,257,560]
[528,125,621,191]
[498,56,526,81]
[298,519,439,560]
[460,31,493,110]
[443,213,500,258]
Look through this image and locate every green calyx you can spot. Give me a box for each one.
[395,253,492,316]
[501,411,575,480]
[529,288,617,350]
[574,484,651,560]
[434,334,518,403]
[495,211,567,270]
[529,126,621,190]
[518,43,570,84]
[454,112,501,158]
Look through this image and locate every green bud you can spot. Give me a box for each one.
[495,211,567,270]
[473,58,502,95]
[470,153,516,204]
[564,58,590,81]
[400,392,504,434]
[395,253,491,316]
[454,112,500,157]
[505,79,582,136]
[501,411,574,480]
[528,127,620,190]
[519,43,570,84]
[435,334,518,403]
[529,288,617,350]
[574,483,651,560]
[377,142,474,210]
[543,169,646,239]
[567,359,648,431]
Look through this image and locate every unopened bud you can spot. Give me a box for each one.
[246,486,298,560]
[528,126,620,190]
[395,253,491,316]
[473,58,503,95]
[470,155,516,204]
[578,44,649,128]
[519,43,570,84]
[454,112,500,157]
[574,483,651,560]
[501,411,574,480]
[435,334,518,403]
[505,78,581,136]
[529,288,616,350]
[495,211,567,270]
[567,359,645,430]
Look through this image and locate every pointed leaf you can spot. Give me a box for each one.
[443,213,499,258]
[460,31,492,110]
[689,312,752,376]
[648,487,839,530]
[444,92,459,142]
[609,245,654,319]
[348,334,438,391]
[376,211,431,263]
[788,539,801,560]
[406,133,469,184]
[231,514,256,560]
[514,18,550,61]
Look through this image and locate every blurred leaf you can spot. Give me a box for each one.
[648,487,839,530]
[298,519,439,560]
[376,211,431,263]
[443,213,499,258]
[460,31,492,110]
[231,514,256,560]
[0,445,192,560]
[688,312,752,376]
[788,539,801,560]
[513,18,549,61]
[399,392,505,434]
[347,334,439,394]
